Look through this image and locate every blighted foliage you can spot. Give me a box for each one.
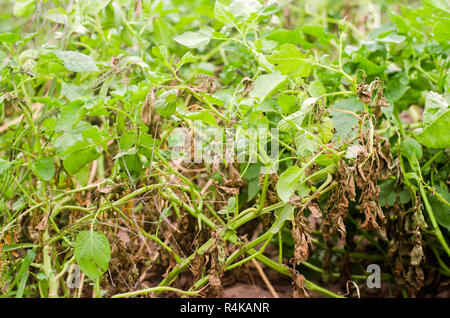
[0,0,449,299]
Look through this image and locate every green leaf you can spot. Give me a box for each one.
[214,1,235,24]
[415,110,450,149]
[53,50,99,72]
[270,204,295,234]
[423,0,450,13]
[0,157,12,176]
[153,19,174,48]
[177,52,199,68]
[154,89,178,117]
[63,147,101,175]
[308,80,326,97]
[119,152,142,179]
[10,249,35,294]
[415,92,450,149]
[218,197,236,215]
[32,157,55,181]
[247,178,260,202]
[422,91,449,126]
[276,166,305,203]
[379,179,411,207]
[353,55,386,75]
[330,96,364,141]
[267,44,312,77]
[173,27,213,49]
[249,71,287,102]
[265,29,305,46]
[433,21,450,44]
[294,130,320,157]
[428,186,450,232]
[229,0,262,19]
[119,132,135,151]
[0,32,20,44]
[13,0,34,17]
[55,101,87,131]
[318,117,334,143]
[74,230,111,280]
[385,72,410,102]
[151,46,169,61]
[182,111,217,126]
[277,95,296,114]
[401,138,423,160]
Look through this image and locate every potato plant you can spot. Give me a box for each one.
[0,0,449,298]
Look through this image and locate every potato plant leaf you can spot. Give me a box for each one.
[276,165,305,203]
[250,71,287,103]
[428,186,450,232]
[415,92,450,149]
[74,230,111,280]
[267,43,312,77]
[173,27,213,49]
[32,157,55,181]
[53,50,99,72]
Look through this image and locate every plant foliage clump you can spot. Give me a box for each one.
[0,0,449,298]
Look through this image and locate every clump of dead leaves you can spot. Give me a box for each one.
[324,128,394,243]
[386,199,438,296]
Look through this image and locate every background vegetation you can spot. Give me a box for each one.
[0,0,449,298]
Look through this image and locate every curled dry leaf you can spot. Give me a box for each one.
[307,203,322,218]
[289,268,310,298]
[292,210,313,265]
[324,160,356,241]
[357,82,371,104]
